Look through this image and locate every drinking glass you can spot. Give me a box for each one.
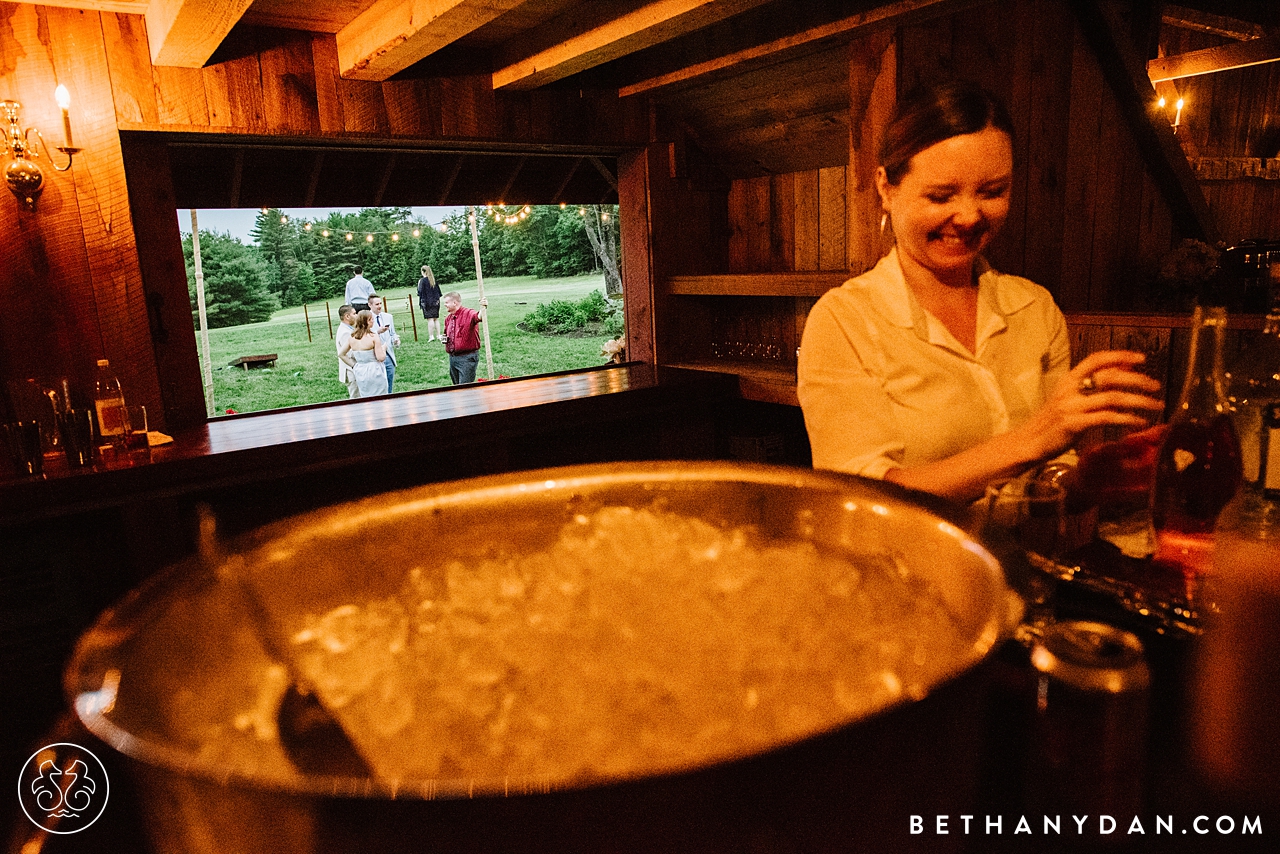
[58,408,96,468]
[4,420,44,477]
[981,477,1066,638]
[124,405,151,465]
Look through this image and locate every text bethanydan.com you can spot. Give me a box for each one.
[910,815,1261,837]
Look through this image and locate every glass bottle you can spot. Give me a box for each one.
[1194,403,1280,795]
[1152,305,1243,580]
[1228,294,1280,485]
[93,359,127,453]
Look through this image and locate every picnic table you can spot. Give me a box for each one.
[229,354,278,370]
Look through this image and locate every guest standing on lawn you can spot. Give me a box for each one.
[335,304,360,399]
[442,292,488,385]
[368,293,401,392]
[417,265,442,342]
[345,265,374,312]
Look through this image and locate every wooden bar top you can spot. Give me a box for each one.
[1,364,738,523]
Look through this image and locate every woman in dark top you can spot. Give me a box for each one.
[417,264,443,341]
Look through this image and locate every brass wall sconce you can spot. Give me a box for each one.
[2,86,81,212]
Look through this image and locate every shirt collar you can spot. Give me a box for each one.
[862,249,1035,347]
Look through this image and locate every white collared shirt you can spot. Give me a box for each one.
[797,249,1070,479]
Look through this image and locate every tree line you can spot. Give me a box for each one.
[183,205,621,328]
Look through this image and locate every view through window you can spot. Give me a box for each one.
[181,204,623,416]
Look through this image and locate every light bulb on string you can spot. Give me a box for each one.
[303,222,312,231]
[412,228,421,237]
[346,233,354,241]
[366,234,374,243]
[391,233,400,241]
[321,229,329,237]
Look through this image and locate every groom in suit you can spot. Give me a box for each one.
[368,294,401,392]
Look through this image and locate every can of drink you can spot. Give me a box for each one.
[1025,620,1151,819]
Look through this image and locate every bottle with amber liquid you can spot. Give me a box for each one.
[1152,305,1243,580]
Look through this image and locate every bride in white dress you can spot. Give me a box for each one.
[338,310,388,397]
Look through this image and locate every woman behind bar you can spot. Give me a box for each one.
[798,79,1164,502]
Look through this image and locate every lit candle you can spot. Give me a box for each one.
[54,84,72,149]
[1174,97,1184,128]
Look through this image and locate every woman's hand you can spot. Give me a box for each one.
[1016,350,1165,462]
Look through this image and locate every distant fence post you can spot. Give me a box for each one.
[304,303,312,342]
[326,302,333,339]
[407,296,418,341]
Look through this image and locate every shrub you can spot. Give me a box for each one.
[521,290,618,335]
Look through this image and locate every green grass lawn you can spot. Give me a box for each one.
[201,274,618,416]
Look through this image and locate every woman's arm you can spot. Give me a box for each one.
[883,351,1164,501]
[374,335,387,362]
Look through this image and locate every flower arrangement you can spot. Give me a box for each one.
[601,337,626,364]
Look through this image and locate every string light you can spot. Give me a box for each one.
[365,234,374,243]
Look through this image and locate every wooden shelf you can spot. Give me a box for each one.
[666,272,849,297]
[665,360,798,406]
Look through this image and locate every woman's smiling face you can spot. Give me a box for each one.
[877,126,1013,281]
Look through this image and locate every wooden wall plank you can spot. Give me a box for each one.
[47,5,165,425]
[818,165,846,270]
[794,169,819,272]
[382,79,435,137]
[101,12,158,126]
[151,64,208,126]
[846,30,895,275]
[338,78,389,135]
[259,32,321,134]
[1020,0,1073,296]
[1088,81,1127,310]
[769,172,795,272]
[1060,25,1103,311]
[310,33,345,133]
[728,175,769,273]
[203,53,266,130]
[439,74,496,139]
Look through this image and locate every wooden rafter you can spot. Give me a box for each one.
[492,0,772,91]
[619,0,964,97]
[498,155,527,202]
[337,0,528,82]
[373,153,398,206]
[304,153,325,207]
[1074,0,1217,243]
[146,0,255,68]
[551,158,582,203]
[1148,31,1280,82]
[437,154,465,206]
[1161,4,1265,42]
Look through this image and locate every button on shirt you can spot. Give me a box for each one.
[797,249,1070,479]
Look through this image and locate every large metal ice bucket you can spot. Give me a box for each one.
[67,461,1018,853]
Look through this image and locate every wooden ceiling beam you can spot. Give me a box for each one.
[337,0,529,82]
[1074,0,1217,243]
[492,0,772,91]
[619,0,966,98]
[1148,31,1280,82]
[145,0,255,67]
[1161,4,1265,42]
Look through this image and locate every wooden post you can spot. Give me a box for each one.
[190,210,215,417]
[325,301,333,339]
[408,296,418,341]
[468,206,495,380]
[304,303,312,342]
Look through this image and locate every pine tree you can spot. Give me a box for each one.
[183,231,280,327]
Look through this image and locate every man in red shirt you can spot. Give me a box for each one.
[441,291,487,384]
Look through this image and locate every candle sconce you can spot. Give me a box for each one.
[2,87,81,212]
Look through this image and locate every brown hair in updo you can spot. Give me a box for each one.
[878,79,1015,186]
